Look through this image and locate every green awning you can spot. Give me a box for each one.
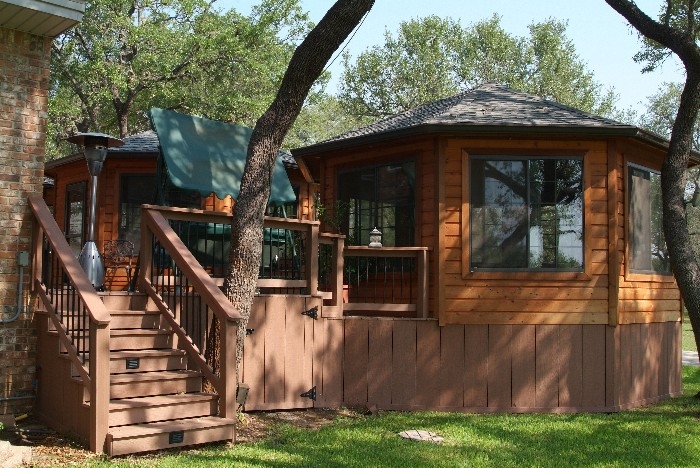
[149,108,296,205]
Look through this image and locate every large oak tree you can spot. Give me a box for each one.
[218,0,375,382]
[605,0,700,353]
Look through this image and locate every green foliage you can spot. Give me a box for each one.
[633,0,700,72]
[339,15,617,120]
[48,0,312,159]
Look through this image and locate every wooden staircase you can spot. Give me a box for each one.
[88,294,235,456]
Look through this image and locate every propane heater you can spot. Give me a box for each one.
[65,132,124,290]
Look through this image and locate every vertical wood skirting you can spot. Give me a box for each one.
[607,141,620,326]
[238,308,680,413]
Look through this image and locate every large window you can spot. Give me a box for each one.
[65,181,87,256]
[628,164,670,274]
[470,157,584,271]
[338,161,415,246]
[119,174,156,252]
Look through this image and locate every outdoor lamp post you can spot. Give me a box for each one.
[65,132,124,290]
[369,227,382,248]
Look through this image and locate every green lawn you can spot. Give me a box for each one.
[99,368,700,468]
[684,309,696,351]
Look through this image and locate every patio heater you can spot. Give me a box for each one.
[65,132,124,290]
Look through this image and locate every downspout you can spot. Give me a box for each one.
[1,251,29,324]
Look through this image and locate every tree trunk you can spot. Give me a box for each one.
[211,0,375,395]
[605,0,700,351]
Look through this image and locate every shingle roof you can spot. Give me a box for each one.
[293,83,659,155]
[111,130,160,153]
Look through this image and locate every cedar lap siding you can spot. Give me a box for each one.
[293,84,686,411]
[44,131,311,290]
[0,1,85,415]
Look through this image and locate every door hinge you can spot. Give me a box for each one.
[301,305,318,320]
[300,386,317,401]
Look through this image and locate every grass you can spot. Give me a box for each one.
[683,309,696,351]
[94,368,700,468]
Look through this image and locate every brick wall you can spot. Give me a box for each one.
[0,27,52,415]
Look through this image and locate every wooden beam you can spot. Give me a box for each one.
[607,141,620,327]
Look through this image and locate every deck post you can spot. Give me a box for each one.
[307,224,320,297]
[89,321,111,453]
[219,318,238,419]
[416,249,429,318]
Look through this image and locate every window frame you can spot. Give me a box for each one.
[461,150,591,280]
[625,162,673,280]
[336,159,417,247]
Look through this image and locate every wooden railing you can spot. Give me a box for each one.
[28,195,111,453]
[138,206,430,318]
[340,246,429,318]
[139,205,241,418]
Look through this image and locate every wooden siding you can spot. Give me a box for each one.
[240,303,681,412]
[617,140,682,325]
[446,139,609,325]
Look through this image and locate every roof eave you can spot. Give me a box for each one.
[293,123,699,162]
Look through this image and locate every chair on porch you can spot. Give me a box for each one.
[103,239,134,290]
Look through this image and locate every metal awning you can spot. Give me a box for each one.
[149,108,296,206]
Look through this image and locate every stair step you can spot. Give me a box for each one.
[110,329,173,351]
[109,310,163,330]
[108,349,187,374]
[109,393,218,427]
[109,370,202,399]
[106,416,235,456]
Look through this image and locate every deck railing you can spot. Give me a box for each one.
[139,205,241,418]
[28,195,111,453]
[139,206,429,318]
[336,246,429,318]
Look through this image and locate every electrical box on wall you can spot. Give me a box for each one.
[17,251,29,267]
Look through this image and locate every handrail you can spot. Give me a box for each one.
[28,194,111,453]
[139,207,240,418]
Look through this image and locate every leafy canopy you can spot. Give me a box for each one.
[339,15,617,120]
[48,0,312,159]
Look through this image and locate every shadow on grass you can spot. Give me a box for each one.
[105,368,700,467]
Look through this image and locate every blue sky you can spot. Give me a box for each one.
[222,0,684,114]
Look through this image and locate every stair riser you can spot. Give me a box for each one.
[110,314,163,330]
[110,400,218,427]
[108,424,233,457]
[110,335,172,351]
[110,355,187,374]
[110,376,202,399]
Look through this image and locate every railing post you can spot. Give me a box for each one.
[89,321,110,453]
[31,216,43,292]
[416,249,429,318]
[139,214,153,291]
[307,223,319,297]
[332,236,345,308]
[219,318,238,419]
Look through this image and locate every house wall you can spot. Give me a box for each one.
[0,27,52,415]
[616,140,681,325]
[436,136,682,328]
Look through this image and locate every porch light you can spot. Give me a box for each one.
[65,132,124,290]
[369,227,382,248]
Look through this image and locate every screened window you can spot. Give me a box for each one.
[65,181,87,257]
[119,174,156,252]
[338,161,415,246]
[628,164,670,274]
[470,157,584,271]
